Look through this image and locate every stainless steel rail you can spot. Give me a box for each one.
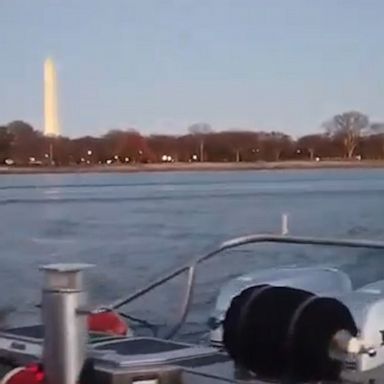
[106,233,384,338]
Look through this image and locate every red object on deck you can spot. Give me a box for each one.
[2,364,44,384]
[87,311,128,336]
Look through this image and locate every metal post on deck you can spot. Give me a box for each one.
[281,213,289,235]
[40,263,92,384]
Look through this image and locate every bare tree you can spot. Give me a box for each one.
[6,120,44,164]
[188,122,212,135]
[296,134,334,160]
[370,122,384,133]
[188,123,213,162]
[259,132,294,161]
[325,111,369,159]
[369,122,384,158]
[0,126,13,162]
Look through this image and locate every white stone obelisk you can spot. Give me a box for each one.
[44,58,60,136]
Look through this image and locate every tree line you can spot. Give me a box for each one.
[1,111,384,166]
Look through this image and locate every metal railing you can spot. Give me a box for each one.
[104,230,384,339]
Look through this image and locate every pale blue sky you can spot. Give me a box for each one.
[1,0,384,137]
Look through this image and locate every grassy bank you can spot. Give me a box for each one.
[0,160,384,175]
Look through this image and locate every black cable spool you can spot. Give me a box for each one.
[223,284,269,362]
[284,296,358,382]
[223,285,314,379]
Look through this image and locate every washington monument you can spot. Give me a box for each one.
[44,58,60,136]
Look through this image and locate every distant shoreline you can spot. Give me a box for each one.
[1,160,384,175]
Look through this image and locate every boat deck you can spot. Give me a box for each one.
[0,325,381,384]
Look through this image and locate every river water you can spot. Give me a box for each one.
[1,169,384,340]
